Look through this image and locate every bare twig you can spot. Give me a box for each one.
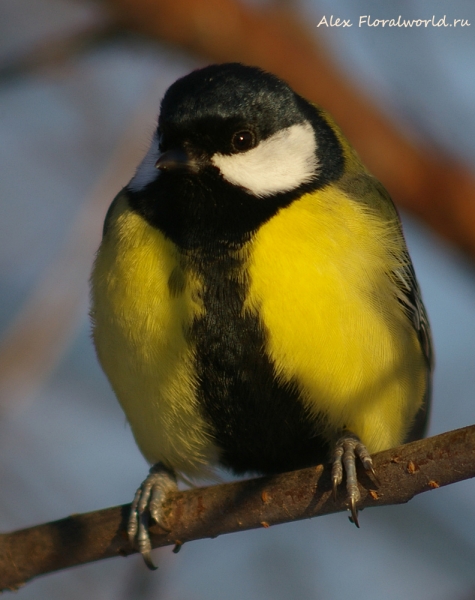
[1,425,474,591]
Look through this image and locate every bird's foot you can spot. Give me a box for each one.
[331,432,376,527]
[128,462,177,569]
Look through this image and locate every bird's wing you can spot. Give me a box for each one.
[392,257,433,370]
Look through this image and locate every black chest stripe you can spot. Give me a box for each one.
[188,250,329,475]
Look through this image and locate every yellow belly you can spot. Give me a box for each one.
[91,188,427,476]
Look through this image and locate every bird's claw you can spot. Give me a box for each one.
[331,432,375,527]
[128,462,177,569]
[348,496,359,527]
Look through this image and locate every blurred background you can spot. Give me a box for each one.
[1,0,475,598]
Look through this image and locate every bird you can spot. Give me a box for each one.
[90,62,432,568]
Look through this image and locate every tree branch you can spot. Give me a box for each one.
[1,425,474,591]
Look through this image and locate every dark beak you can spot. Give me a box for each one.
[155,149,199,172]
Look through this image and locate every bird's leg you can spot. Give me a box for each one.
[128,462,177,569]
[331,431,376,527]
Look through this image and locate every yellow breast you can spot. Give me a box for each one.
[90,193,218,476]
[244,187,427,452]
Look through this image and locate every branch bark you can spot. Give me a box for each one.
[1,424,474,591]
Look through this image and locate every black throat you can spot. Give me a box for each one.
[127,166,310,252]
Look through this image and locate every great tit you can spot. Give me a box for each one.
[90,62,432,568]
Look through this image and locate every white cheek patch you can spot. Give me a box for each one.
[211,122,318,197]
[128,131,160,193]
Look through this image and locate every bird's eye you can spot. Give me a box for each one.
[231,130,255,152]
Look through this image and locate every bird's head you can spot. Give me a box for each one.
[127,63,344,250]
